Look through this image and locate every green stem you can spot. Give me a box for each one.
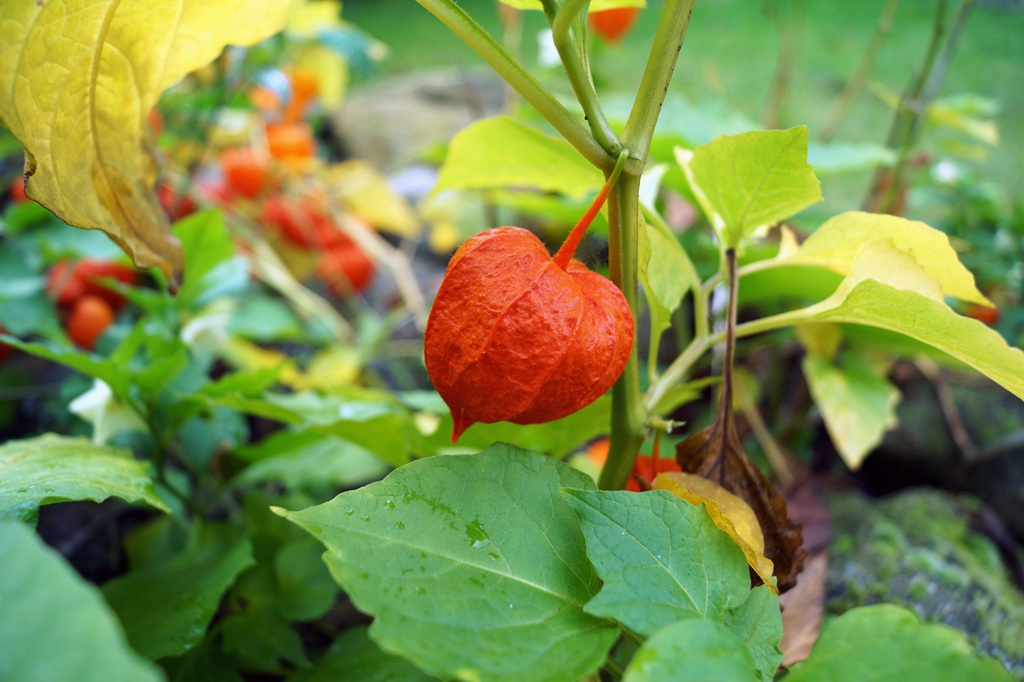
[552,0,622,154]
[598,173,646,491]
[819,0,901,142]
[621,0,698,173]
[415,0,609,169]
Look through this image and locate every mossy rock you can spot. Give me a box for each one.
[826,488,1024,678]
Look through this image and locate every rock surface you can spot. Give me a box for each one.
[826,489,1024,678]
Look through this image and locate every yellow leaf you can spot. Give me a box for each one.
[324,160,419,237]
[290,345,362,391]
[0,0,290,282]
[294,45,348,107]
[286,0,342,35]
[785,211,990,306]
[654,471,777,594]
[223,337,302,387]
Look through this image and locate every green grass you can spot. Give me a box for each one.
[344,0,1023,213]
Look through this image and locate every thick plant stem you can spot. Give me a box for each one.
[621,0,698,173]
[553,0,622,155]
[415,0,609,169]
[599,173,646,491]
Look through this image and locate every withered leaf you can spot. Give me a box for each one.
[675,401,806,592]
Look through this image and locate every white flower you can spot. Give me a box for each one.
[69,380,147,445]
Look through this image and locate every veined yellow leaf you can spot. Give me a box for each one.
[785,211,990,306]
[654,471,777,594]
[0,0,290,282]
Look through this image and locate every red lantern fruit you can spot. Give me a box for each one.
[424,174,633,441]
[588,6,640,43]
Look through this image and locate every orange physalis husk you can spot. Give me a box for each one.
[424,176,633,441]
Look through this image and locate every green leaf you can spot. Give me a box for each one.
[174,211,242,309]
[0,520,163,682]
[639,215,698,352]
[785,605,1013,682]
[784,211,989,305]
[273,537,342,622]
[277,444,617,682]
[802,352,900,470]
[0,336,131,395]
[422,395,612,458]
[806,142,896,175]
[676,127,821,249]
[433,116,602,200]
[0,434,168,522]
[622,618,759,682]
[722,586,784,682]
[234,432,389,491]
[562,489,751,636]
[219,605,310,673]
[102,523,255,660]
[761,244,1024,401]
[286,626,438,682]
[266,393,416,467]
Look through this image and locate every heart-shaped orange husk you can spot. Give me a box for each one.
[425,226,634,441]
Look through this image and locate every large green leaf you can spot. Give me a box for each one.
[277,444,617,682]
[785,605,1012,682]
[433,116,602,200]
[102,523,255,660]
[0,0,289,280]
[783,211,989,305]
[622,618,759,682]
[562,489,751,635]
[675,127,821,249]
[0,434,168,522]
[802,352,900,470]
[0,520,164,682]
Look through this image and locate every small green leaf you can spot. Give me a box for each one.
[802,352,900,470]
[286,626,438,682]
[0,520,163,682]
[266,393,416,466]
[434,116,602,200]
[219,606,310,672]
[723,586,784,682]
[0,336,131,395]
[562,489,751,636]
[785,605,1012,682]
[234,432,388,490]
[174,211,244,308]
[639,216,698,363]
[0,434,168,521]
[278,444,617,682]
[622,618,759,682]
[676,127,821,249]
[102,523,255,660]
[274,537,342,622]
